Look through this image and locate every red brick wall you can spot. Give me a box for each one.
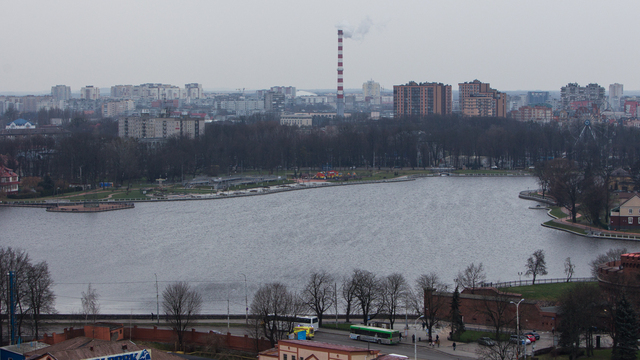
[426,288,557,332]
[43,325,271,353]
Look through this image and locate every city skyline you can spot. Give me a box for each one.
[1,0,638,93]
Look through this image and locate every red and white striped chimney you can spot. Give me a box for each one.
[337,29,344,117]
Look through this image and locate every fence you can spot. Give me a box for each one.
[480,276,596,289]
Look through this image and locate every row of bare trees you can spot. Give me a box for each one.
[5,116,640,191]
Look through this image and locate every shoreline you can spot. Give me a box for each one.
[519,190,640,241]
[2,172,533,208]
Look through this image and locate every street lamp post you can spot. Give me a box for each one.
[511,299,525,358]
[414,315,424,360]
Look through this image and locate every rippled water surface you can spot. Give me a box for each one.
[2,176,639,314]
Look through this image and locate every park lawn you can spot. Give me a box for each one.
[544,220,588,235]
[548,207,568,219]
[500,282,598,302]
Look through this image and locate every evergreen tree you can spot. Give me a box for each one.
[450,286,465,341]
[612,296,639,360]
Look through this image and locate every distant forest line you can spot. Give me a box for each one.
[1,115,639,187]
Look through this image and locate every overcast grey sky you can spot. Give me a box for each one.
[1,0,637,93]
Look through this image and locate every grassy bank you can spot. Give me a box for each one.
[500,282,597,302]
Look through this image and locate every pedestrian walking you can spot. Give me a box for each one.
[437,339,440,347]
[453,342,456,351]
[412,334,415,343]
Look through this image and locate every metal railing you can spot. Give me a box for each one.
[480,277,596,288]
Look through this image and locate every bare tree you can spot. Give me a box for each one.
[564,257,575,282]
[25,261,56,339]
[250,282,303,347]
[301,271,334,327]
[590,247,627,278]
[475,290,515,340]
[162,281,202,351]
[341,275,357,323]
[81,283,100,323]
[456,262,487,293]
[476,341,518,360]
[525,249,548,285]
[416,273,449,339]
[380,273,408,328]
[352,269,382,324]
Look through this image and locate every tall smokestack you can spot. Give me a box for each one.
[337,29,344,117]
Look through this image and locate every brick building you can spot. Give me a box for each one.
[393,81,452,117]
[0,165,19,194]
[598,252,640,298]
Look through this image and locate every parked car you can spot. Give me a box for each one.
[509,335,531,345]
[478,337,496,346]
[525,331,540,340]
[525,334,536,343]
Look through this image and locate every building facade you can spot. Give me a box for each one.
[118,116,204,139]
[51,85,71,102]
[80,86,100,100]
[527,91,549,106]
[560,83,605,109]
[0,165,19,194]
[610,195,640,230]
[185,83,203,99]
[393,81,452,117]
[280,113,314,127]
[458,80,506,117]
[265,91,285,113]
[363,80,381,99]
[259,340,379,360]
[609,83,623,111]
[514,105,553,122]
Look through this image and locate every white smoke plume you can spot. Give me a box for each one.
[336,16,374,41]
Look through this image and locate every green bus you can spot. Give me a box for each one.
[349,325,401,345]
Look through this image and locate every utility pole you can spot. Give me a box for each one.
[240,273,248,325]
[155,273,159,324]
[9,271,16,345]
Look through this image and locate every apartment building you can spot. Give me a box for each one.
[80,86,100,100]
[560,83,605,109]
[51,85,71,101]
[458,80,506,117]
[393,81,452,117]
[118,115,204,139]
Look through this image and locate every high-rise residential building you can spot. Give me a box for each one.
[514,105,553,122]
[184,83,203,99]
[264,91,285,113]
[560,83,605,109]
[609,83,623,111]
[51,85,71,101]
[363,80,381,98]
[270,86,296,99]
[111,85,134,99]
[80,86,100,100]
[393,81,452,117]
[458,80,506,117]
[527,91,549,106]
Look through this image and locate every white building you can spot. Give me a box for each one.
[118,116,205,139]
[363,80,381,98]
[80,86,100,100]
[609,83,623,111]
[6,118,36,129]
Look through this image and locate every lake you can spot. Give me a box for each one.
[2,176,637,314]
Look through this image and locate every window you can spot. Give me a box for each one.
[284,355,287,360]
[628,217,633,224]
[630,208,633,215]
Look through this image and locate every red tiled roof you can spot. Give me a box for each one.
[278,340,379,354]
